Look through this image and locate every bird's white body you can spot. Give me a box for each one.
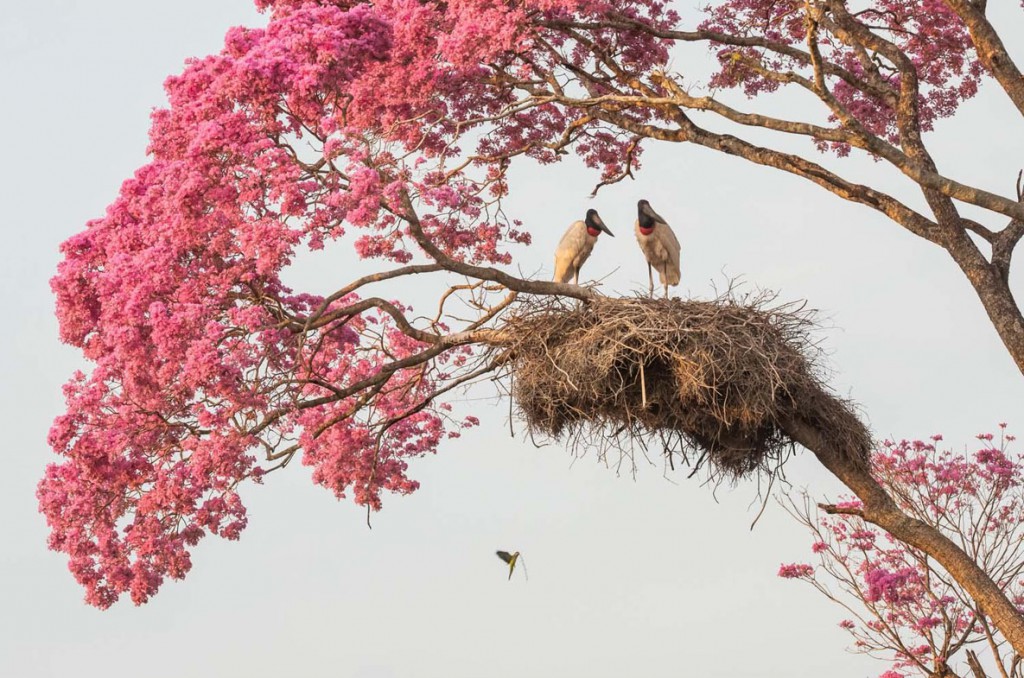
[635,217,681,294]
[553,220,599,284]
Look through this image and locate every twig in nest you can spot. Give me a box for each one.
[640,360,647,409]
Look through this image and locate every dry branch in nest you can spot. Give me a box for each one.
[490,293,870,481]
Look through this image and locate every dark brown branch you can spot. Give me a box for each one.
[965,649,986,678]
[993,171,1024,281]
[964,219,997,242]
[250,342,452,438]
[304,264,444,329]
[992,222,1024,281]
[395,193,599,302]
[819,502,865,518]
[591,107,942,242]
[300,297,443,346]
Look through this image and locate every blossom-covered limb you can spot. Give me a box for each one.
[782,431,1024,677]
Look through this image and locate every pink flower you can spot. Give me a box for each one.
[778,563,814,579]
[864,567,917,604]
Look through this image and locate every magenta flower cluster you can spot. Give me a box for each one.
[700,0,983,154]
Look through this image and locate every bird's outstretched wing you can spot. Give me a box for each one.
[495,550,520,580]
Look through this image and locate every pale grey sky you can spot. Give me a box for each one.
[3,2,1024,677]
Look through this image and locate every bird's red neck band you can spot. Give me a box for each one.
[586,226,602,237]
[639,225,655,236]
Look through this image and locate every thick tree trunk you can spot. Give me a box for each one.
[783,416,1024,656]
[944,231,1024,377]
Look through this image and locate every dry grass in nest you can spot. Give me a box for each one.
[492,292,870,481]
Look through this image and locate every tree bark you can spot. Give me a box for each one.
[942,228,1024,376]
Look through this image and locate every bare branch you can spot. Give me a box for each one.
[819,502,865,517]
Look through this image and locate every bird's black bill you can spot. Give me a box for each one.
[640,203,666,224]
[599,221,614,237]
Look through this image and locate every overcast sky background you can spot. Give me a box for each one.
[4,2,1024,677]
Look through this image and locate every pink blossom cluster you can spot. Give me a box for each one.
[700,0,984,153]
[778,562,815,579]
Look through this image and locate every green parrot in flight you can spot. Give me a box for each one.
[495,550,526,581]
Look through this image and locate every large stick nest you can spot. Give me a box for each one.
[492,293,870,479]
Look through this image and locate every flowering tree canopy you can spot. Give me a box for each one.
[43,2,1024,656]
[780,429,1024,678]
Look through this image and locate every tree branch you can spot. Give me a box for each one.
[591,107,942,242]
[992,171,1024,281]
[394,192,600,301]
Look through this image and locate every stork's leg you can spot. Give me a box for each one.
[648,263,654,297]
[573,268,579,286]
[664,282,669,298]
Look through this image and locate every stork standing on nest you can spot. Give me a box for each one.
[553,209,614,285]
[635,199,680,297]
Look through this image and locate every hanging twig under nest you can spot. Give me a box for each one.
[489,291,870,481]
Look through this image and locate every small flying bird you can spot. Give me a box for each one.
[495,550,527,581]
[553,208,614,285]
[635,199,681,297]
